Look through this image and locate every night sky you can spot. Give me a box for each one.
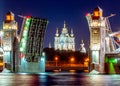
[0,0,120,50]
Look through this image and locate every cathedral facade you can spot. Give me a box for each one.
[54,21,75,51]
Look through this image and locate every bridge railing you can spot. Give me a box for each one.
[46,61,87,67]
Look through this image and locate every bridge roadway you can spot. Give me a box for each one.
[45,63,88,72]
[105,52,120,58]
[46,66,88,72]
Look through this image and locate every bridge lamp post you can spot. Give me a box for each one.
[83,58,89,71]
[70,57,75,66]
[54,56,58,67]
[84,58,89,66]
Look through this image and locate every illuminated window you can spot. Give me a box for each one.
[93,30,98,34]
[92,29,99,44]
[92,50,99,64]
[94,11,99,17]
[6,15,11,21]
[99,12,102,17]
[11,16,14,20]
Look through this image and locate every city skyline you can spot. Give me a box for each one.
[0,0,120,50]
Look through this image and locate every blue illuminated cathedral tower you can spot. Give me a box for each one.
[54,21,75,51]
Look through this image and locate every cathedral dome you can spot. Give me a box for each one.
[54,21,75,51]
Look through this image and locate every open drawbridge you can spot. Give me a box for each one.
[108,31,120,53]
[105,25,120,73]
[101,14,120,74]
[104,14,120,54]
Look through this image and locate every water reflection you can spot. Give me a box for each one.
[0,73,120,86]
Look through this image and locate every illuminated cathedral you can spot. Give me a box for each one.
[54,21,75,51]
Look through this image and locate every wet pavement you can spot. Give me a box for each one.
[0,73,120,86]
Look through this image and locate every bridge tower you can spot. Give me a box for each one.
[86,7,107,73]
[2,11,19,72]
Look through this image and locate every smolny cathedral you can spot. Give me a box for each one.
[53,21,86,53]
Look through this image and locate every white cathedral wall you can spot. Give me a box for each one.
[54,26,75,51]
[63,44,67,50]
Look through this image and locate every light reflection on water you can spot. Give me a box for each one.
[0,73,120,86]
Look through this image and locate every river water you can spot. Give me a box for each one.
[0,72,120,86]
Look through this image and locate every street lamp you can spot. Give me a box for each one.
[54,56,58,66]
[84,57,90,71]
[84,58,89,66]
[70,57,75,66]
[70,57,75,62]
[85,58,89,62]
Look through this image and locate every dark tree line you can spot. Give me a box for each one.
[43,48,88,64]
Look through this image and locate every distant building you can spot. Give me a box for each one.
[80,40,86,53]
[54,21,75,51]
